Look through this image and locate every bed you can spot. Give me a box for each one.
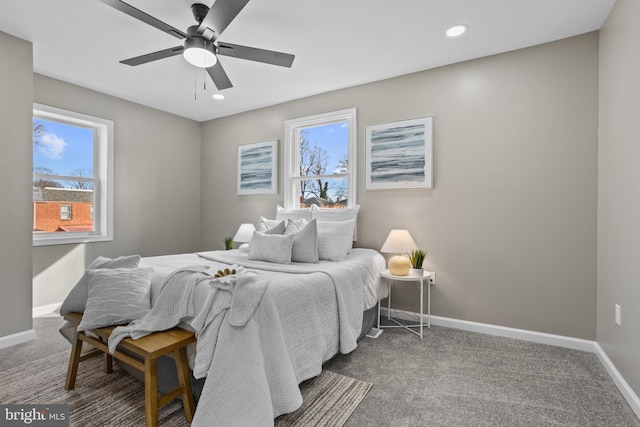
[59,208,387,426]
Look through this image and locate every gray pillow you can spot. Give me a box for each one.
[77,267,153,331]
[248,232,295,264]
[263,220,286,235]
[256,217,281,232]
[60,254,141,315]
[285,218,319,263]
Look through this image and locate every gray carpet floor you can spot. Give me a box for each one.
[1,316,638,426]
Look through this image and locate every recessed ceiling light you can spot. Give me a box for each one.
[212,94,225,100]
[446,24,468,38]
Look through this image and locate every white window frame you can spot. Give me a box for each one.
[60,204,72,220]
[283,108,357,210]
[33,104,114,246]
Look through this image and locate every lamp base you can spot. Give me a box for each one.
[388,255,411,276]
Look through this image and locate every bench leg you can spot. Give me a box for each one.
[144,357,158,427]
[174,348,195,422]
[104,353,113,373]
[65,332,83,390]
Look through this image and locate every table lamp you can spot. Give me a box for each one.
[380,229,418,276]
[233,223,256,252]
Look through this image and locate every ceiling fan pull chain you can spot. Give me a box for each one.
[203,67,207,91]
[194,69,197,101]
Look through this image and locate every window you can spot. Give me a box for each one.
[60,204,72,220]
[32,104,113,246]
[284,108,357,210]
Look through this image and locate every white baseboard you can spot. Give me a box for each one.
[381,307,595,351]
[0,329,36,350]
[593,343,640,419]
[381,307,640,418]
[32,302,61,318]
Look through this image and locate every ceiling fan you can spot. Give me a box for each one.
[99,0,295,90]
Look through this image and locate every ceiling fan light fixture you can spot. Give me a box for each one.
[183,37,217,68]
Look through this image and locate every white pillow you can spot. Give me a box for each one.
[285,218,319,263]
[77,267,153,331]
[263,220,286,235]
[311,205,360,240]
[60,254,141,315]
[316,219,356,261]
[256,217,282,232]
[275,204,312,222]
[285,217,308,232]
[248,232,295,264]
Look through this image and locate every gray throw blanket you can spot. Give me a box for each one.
[108,266,302,426]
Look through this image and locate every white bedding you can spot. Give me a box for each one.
[138,248,386,378]
[196,248,387,311]
[62,248,386,426]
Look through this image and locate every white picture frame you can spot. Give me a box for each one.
[365,117,434,190]
[237,140,278,195]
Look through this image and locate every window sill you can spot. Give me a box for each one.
[33,233,113,247]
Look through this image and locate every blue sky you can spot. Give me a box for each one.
[33,118,93,176]
[302,121,348,174]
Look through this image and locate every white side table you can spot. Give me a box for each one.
[378,269,432,338]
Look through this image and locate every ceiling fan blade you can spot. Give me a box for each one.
[120,46,184,66]
[207,61,233,90]
[217,43,295,68]
[197,0,250,40]
[99,0,187,39]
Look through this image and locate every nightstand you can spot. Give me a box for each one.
[378,269,432,338]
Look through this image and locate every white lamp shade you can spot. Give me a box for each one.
[233,223,256,243]
[380,229,418,254]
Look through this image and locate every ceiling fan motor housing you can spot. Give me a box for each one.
[191,3,210,23]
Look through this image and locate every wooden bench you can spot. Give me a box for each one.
[63,312,196,427]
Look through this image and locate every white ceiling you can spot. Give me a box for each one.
[0,0,615,122]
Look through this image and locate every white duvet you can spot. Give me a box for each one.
[108,248,385,426]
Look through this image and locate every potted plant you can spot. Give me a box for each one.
[224,237,234,250]
[409,249,426,276]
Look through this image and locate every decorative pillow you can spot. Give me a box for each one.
[77,267,153,331]
[60,254,141,315]
[285,217,308,231]
[263,220,286,235]
[248,232,295,264]
[256,217,281,232]
[275,204,312,222]
[311,205,360,240]
[285,218,319,263]
[317,219,356,261]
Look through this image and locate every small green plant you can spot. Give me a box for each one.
[409,249,426,269]
[224,237,234,250]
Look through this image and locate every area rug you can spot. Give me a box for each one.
[0,351,371,426]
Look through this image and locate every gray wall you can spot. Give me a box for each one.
[597,0,640,397]
[31,76,203,308]
[201,33,599,340]
[0,32,33,337]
